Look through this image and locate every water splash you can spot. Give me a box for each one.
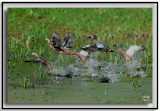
[125,60,147,78]
[48,55,148,83]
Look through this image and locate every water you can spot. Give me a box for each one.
[7,53,152,104]
[8,77,152,104]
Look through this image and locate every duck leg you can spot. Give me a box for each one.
[70,52,73,58]
[85,61,87,65]
[59,51,63,56]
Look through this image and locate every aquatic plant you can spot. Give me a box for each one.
[20,77,31,88]
[131,79,142,88]
[104,90,107,96]
[120,100,127,103]
[106,101,112,104]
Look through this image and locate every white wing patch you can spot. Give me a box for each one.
[80,50,89,56]
[126,45,144,57]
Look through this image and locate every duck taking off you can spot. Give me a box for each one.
[113,43,145,62]
[31,52,53,70]
[88,35,114,54]
[63,32,76,51]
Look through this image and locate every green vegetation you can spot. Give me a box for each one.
[131,78,142,88]
[8,8,152,65]
[7,8,152,104]
[20,77,31,88]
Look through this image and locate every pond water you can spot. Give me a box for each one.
[7,55,152,104]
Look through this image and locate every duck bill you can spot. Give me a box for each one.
[106,50,110,55]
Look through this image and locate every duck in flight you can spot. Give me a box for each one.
[31,52,53,70]
[113,43,145,62]
[88,35,114,54]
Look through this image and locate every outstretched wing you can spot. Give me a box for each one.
[52,32,62,47]
[81,44,102,52]
[126,45,145,57]
[62,40,67,47]
[63,33,69,46]
[52,32,61,41]
[63,32,74,48]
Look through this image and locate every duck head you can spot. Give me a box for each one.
[32,51,38,57]
[88,35,97,40]
[113,43,122,48]
[44,37,51,42]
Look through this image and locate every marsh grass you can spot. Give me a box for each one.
[7,8,152,79]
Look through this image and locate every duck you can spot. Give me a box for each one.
[45,35,88,63]
[45,37,75,55]
[113,43,145,62]
[88,34,114,54]
[52,32,64,53]
[79,44,101,57]
[63,32,76,51]
[31,52,53,70]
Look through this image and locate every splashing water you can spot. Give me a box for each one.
[49,54,148,83]
[125,60,147,78]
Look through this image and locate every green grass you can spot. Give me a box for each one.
[7,8,152,68]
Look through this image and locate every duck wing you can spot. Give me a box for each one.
[96,43,113,52]
[81,44,101,52]
[63,32,74,48]
[63,33,69,47]
[126,45,145,57]
[96,44,105,49]
[52,32,62,47]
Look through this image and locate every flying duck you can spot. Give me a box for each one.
[88,35,114,54]
[113,43,145,62]
[32,52,53,70]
